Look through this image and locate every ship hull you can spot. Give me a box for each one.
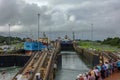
[60,41,74,51]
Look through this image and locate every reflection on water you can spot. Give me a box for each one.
[55,51,89,80]
[0,66,21,80]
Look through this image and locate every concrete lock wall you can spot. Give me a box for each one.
[0,55,30,67]
[74,46,100,67]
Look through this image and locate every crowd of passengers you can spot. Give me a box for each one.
[76,59,120,80]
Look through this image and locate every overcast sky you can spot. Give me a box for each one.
[0,0,120,40]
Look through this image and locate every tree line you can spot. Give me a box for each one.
[102,37,120,47]
[0,35,23,45]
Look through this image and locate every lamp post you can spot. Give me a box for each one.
[38,13,40,51]
[91,24,93,50]
[9,24,11,46]
[91,23,93,42]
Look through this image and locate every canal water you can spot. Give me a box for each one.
[0,66,21,80]
[55,51,89,80]
[0,51,90,80]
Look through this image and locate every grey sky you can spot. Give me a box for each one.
[0,0,120,40]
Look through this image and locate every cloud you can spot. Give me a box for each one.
[0,0,120,40]
[0,0,20,25]
[0,0,54,31]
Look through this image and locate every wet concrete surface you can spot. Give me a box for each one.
[105,71,120,80]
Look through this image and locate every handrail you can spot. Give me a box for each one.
[108,52,118,61]
[102,52,111,60]
[12,52,36,80]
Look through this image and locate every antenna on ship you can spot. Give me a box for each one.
[43,32,47,38]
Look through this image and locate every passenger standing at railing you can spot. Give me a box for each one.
[76,59,120,80]
[116,59,120,72]
[93,67,99,80]
[101,63,107,78]
[89,68,95,79]
[35,73,42,80]
[104,62,109,77]
[108,61,113,75]
[88,72,95,80]
[84,72,89,80]
[24,70,29,78]
[96,64,101,72]
[83,73,88,80]
[100,67,105,80]
[76,75,80,80]
[111,60,115,71]
[112,60,117,72]
[79,74,84,80]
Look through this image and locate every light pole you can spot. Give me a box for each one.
[91,23,93,50]
[91,24,93,41]
[9,24,11,46]
[38,13,40,51]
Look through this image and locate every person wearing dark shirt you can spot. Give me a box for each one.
[101,66,105,79]
[117,60,120,72]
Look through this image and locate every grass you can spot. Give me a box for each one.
[12,42,24,49]
[0,42,24,53]
[78,41,120,52]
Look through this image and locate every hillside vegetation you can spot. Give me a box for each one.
[102,37,120,47]
[0,36,24,52]
[78,37,120,52]
[0,35,23,45]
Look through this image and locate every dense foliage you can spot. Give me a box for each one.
[102,37,120,47]
[0,35,23,45]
